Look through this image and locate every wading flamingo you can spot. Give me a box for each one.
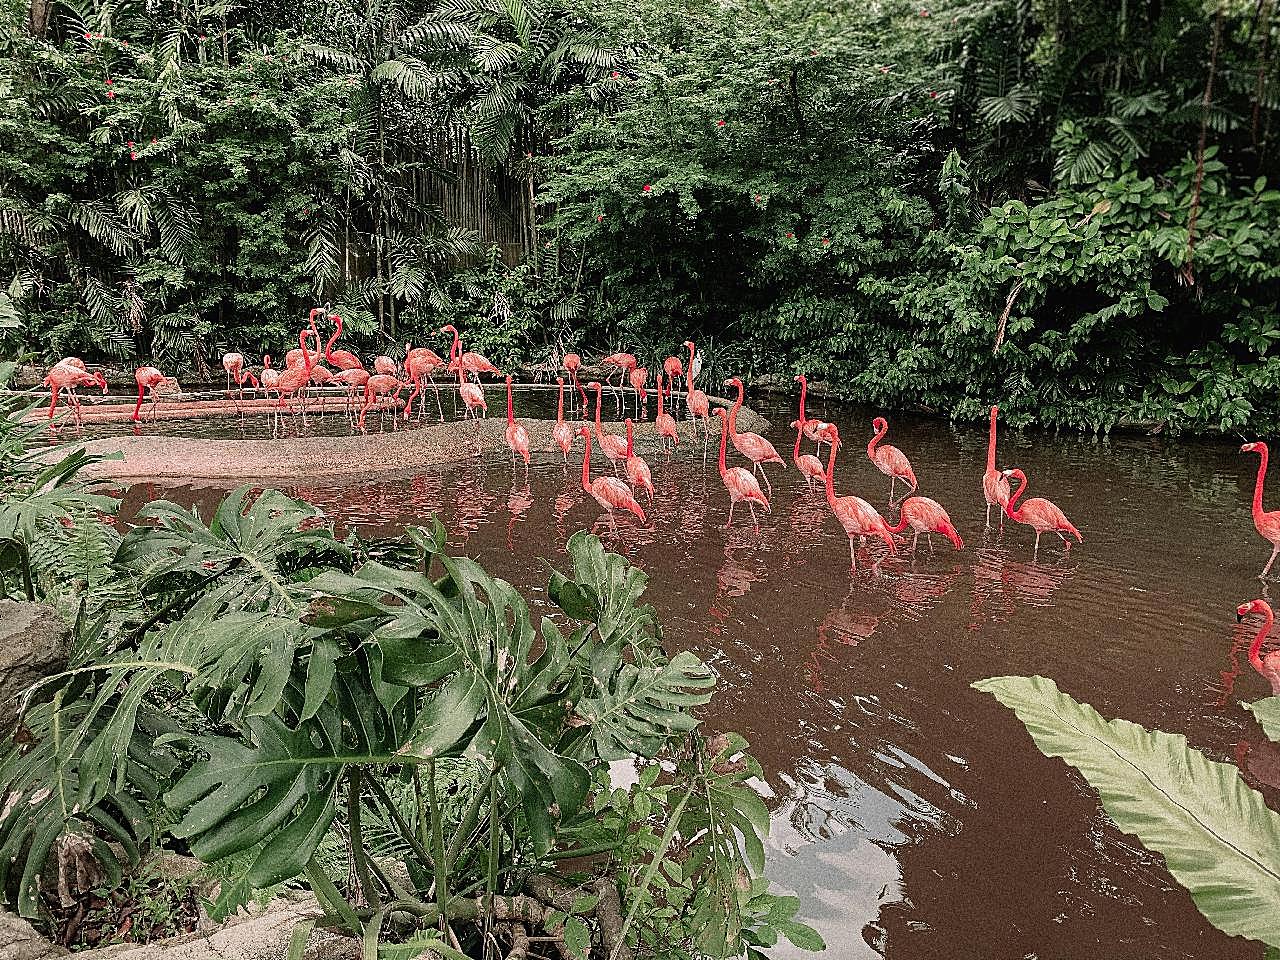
[628,365,649,418]
[714,408,769,529]
[591,381,629,472]
[373,355,397,377]
[552,377,574,464]
[663,355,683,416]
[333,367,370,421]
[724,377,784,496]
[1239,599,1280,694]
[132,366,180,422]
[888,497,965,553]
[983,405,1011,526]
[1242,442,1280,578]
[260,355,281,402]
[823,427,897,571]
[441,325,500,381]
[273,331,318,428]
[286,309,325,368]
[324,315,365,372]
[683,340,711,460]
[791,417,825,491]
[1002,468,1082,556]
[223,352,245,393]
[624,418,655,503]
[601,352,637,413]
[42,363,106,425]
[563,353,587,411]
[655,372,680,457]
[358,373,404,431]
[504,376,530,471]
[457,361,487,419]
[404,343,445,421]
[868,416,918,505]
[796,375,831,459]
[578,425,646,531]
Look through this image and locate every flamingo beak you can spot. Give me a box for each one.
[1238,612,1245,623]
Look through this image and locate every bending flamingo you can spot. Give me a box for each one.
[791,416,825,491]
[273,330,318,429]
[404,342,445,421]
[868,416,918,505]
[714,408,769,529]
[504,375,530,471]
[624,418,655,503]
[457,361,487,419]
[1239,598,1280,694]
[796,375,831,459]
[358,374,404,431]
[1242,442,1280,578]
[590,381,629,472]
[683,340,711,460]
[628,365,649,419]
[373,354,398,377]
[324,314,365,372]
[552,377,574,464]
[1002,468,1082,556]
[333,367,370,422]
[132,366,180,422]
[441,325,500,381]
[983,405,1011,526]
[563,353,587,411]
[888,497,965,553]
[42,363,106,425]
[655,372,680,457]
[723,377,784,496]
[823,426,897,571]
[600,351,637,413]
[578,425,646,530]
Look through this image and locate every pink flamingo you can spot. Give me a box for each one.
[1002,468,1082,556]
[404,342,445,420]
[791,416,825,491]
[823,427,897,571]
[563,353,587,411]
[324,315,365,372]
[713,408,769,529]
[600,352,637,413]
[983,405,1011,526]
[683,340,711,460]
[577,425,646,531]
[590,381,629,472]
[655,372,680,457]
[286,310,325,368]
[457,362,487,419]
[333,368,370,421]
[374,355,397,377]
[223,352,245,392]
[132,366,179,422]
[723,377,784,496]
[663,355,683,415]
[796,375,831,459]
[441,325,500,380]
[504,376,530,471]
[552,377,574,464]
[1242,442,1280,578]
[42,363,106,425]
[273,331,318,428]
[624,418,655,503]
[358,374,404,431]
[888,497,965,553]
[868,416,918,505]
[1239,599,1280,694]
[628,365,649,418]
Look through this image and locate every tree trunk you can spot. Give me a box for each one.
[1184,4,1224,287]
[28,0,51,37]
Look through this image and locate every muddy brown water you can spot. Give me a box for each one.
[91,394,1276,959]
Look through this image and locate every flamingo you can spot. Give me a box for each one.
[628,365,649,418]
[457,361,487,419]
[308,365,335,416]
[624,418,655,503]
[655,372,680,457]
[868,417,918,505]
[223,352,245,393]
[441,325,500,381]
[663,355,683,416]
[260,355,281,400]
[723,377,784,496]
[822,427,897,571]
[1239,599,1280,694]
[552,377,574,464]
[796,375,831,460]
[577,425,646,531]
[273,331,318,429]
[1242,442,1280,578]
[791,416,825,491]
[358,374,404,431]
[563,353,587,412]
[713,408,769,529]
[404,343,445,421]
[132,366,179,422]
[683,340,711,461]
[888,497,965,553]
[374,355,397,377]
[324,314,365,372]
[333,367,370,421]
[286,309,325,368]
[983,405,1011,526]
[600,352,636,413]
[1002,468,1082,556]
[42,363,106,425]
[590,381,629,472]
[504,376,530,471]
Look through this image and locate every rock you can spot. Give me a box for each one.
[0,602,71,738]
[0,908,68,959]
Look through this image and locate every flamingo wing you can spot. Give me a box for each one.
[594,477,646,521]
[725,466,768,506]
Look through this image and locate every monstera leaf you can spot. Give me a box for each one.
[551,530,660,651]
[1244,697,1280,743]
[976,675,1280,947]
[0,446,118,542]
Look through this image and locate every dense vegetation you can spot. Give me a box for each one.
[1,0,1278,432]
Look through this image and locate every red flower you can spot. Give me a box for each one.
[920,8,929,15]
[880,66,890,73]
[785,232,794,239]
[821,237,830,245]
[105,78,112,85]
[106,91,115,99]
[642,184,652,193]
[930,90,938,99]
[611,71,620,78]
[199,34,206,40]
[596,214,604,222]
[753,194,762,202]
[150,138,156,144]
[716,119,725,127]
[127,140,134,147]
[130,152,137,160]
[122,40,128,46]
[83,32,91,39]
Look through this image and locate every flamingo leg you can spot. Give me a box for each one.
[912,532,920,553]
[849,537,857,571]
[726,500,736,528]
[748,501,759,531]
[1263,545,1280,579]
[985,502,992,527]
[888,475,896,505]
[1033,531,1042,559]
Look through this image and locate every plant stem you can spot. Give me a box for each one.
[427,759,450,937]
[445,764,497,869]
[348,768,381,910]
[306,856,360,933]
[609,786,693,960]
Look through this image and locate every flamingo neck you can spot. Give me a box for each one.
[686,342,695,391]
[449,330,460,365]
[325,318,341,362]
[572,369,586,405]
[132,382,145,419]
[1250,606,1276,677]
[626,421,634,458]
[581,432,592,491]
[868,422,887,460]
[986,407,999,472]
[1005,471,1027,520]
[717,415,729,476]
[886,505,909,534]
[656,374,665,417]
[823,440,838,506]
[556,382,565,422]
[506,380,514,424]
[728,381,743,434]
[793,419,803,462]
[594,386,604,434]
[1253,446,1269,520]
[300,330,314,375]
[798,377,808,425]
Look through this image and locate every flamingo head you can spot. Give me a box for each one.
[440,324,457,335]
[577,425,591,439]
[1242,441,1268,455]
[329,313,341,326]
[505,375,513,385]
[794,374,807,386]
[1001,467,1027,486]
[588,380,601,392]
[263,354,272,369]
[824,424,841,447]
[714,408,728,421]
[790,419,800,429]
[991,404,1000,416]
[683,340,693,349]
[309,307,322,320]
[556,376,564,385]
[1239,599,1273,622]
[871,416,888,434]
[723,377,741,388]
[94,372,108,392]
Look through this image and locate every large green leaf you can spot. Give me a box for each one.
[975,675,1280,946]
[1244,697,1280,743]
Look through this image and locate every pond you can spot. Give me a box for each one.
[102,393,1268,959]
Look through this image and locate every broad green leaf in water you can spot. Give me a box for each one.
[975,675,1280,946]
[1244,697,1280,743]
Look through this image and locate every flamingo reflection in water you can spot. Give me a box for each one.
[506,475,533,551]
